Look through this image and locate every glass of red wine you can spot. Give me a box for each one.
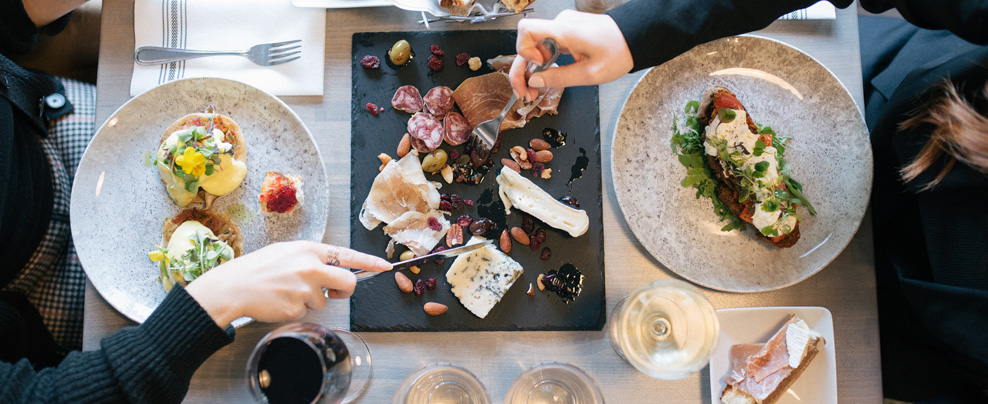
[247,323,372,404]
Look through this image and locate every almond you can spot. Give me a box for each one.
[446,223,464,247]
[395,272,413,293]
[530,138,551,151]
[527,283,535,296]
[441,164,453,183]
[534,150,553,163]
[397,133,411,158]
[501,158,520,173]
[499,229,512,253]
[424,302,448,315]
[510,227,530,245]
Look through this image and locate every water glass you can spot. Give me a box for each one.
[393,363,490,404]
[504,361,604,404]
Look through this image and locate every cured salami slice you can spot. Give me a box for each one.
[407,112,443,153]
[423,86,455,118]
[392,85,424,113]
[443,112,471,146]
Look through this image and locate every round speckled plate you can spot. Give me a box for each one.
[612,36,872,292]
[71,77,328,325]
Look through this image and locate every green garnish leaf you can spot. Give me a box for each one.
[178,130,194,143]
[685,100,699,114]
[184,180,199,192]
[204,164,215,176]
[774,189,790,200]
[717,108,736,123]
[754,161,770,173]
[753,139,766,157]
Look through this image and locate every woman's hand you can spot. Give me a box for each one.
[185,241,392,328]
[509,10,634,101]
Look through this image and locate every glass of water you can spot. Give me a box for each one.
[246,323,372,404]
[393,363,490,404]
[608,279,719,380]
[505,361,604,404]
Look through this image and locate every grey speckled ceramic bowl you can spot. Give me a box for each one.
[612,36,872,293]
[71,78,328,325]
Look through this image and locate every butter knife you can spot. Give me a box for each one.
[353,239,493,281]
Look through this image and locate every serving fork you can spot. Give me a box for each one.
[468,37,560,161]
[135,40,302,66]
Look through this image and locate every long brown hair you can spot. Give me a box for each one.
[899,80,988,190]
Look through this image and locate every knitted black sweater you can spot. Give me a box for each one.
[0,286,235,403]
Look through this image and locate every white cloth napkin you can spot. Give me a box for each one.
[778,1,836,20]
[132,0,325,96]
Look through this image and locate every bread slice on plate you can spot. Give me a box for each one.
[500,0,534,13]
[720,314,825,404]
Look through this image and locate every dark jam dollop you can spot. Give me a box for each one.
[266,183,298,213]
[542,128,567,147]
[542,264,583,303]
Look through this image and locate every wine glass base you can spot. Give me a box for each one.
[393,363,490,404]
[330,329,372,404]
[505,362,604,404]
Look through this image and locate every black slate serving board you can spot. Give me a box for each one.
[349,30,604,332]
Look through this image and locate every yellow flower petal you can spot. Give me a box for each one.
[148,250,165,262]
[192,153,205,165]
[192,164,205,177]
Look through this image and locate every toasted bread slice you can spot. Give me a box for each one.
[500,0,534,13]
[698,86,800,248]
[440,0,475,15]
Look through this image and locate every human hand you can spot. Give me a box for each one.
[185,241,392,328]
[509,10,634,101]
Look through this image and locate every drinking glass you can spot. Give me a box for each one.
[574,0,626,13]
[393,363,490,404]
[246,323,373,404]
[504,362,604,404]
[608,279,719,380]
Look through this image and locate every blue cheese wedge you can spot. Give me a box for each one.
[446,237,524,319]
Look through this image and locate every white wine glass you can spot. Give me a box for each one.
[246,323,372,404]
[504,361,604,404]
[393,363,490,404]
[608,279,719,380]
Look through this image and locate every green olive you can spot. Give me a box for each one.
[399,250,416,261]
[421,149,448,173]
[388,40,412,66]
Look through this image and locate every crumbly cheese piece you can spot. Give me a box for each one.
[496,167,589,237]
[446,237,524,319]
[785,318,823,369]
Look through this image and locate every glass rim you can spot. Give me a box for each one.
[393,362,490,404]
[505,361,605,404]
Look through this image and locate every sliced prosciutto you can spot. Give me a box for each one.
[392,85,424,113]
[407,112,444,153]
[443,112,471,146]
[359,152,441,230]
[383,210,450,256]
[423,86,455,118]
[452,69,562,132]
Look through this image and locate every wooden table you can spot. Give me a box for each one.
[85,1,882,402]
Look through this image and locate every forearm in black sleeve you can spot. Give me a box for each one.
[0,286,234,404]
[859,0,988,45]
[607,0,853,72]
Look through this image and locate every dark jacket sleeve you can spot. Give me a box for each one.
[606,0,853,72]
[0,0,72,55]
[859,0,988,45]
[0,286,235,404]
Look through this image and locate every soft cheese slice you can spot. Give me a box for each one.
[446,237,524,319]
[785,318,823,369]
[496,167,589,237]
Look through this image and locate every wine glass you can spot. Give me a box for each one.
[608,279,719,380]
[393,363,490,404]
[504,361,604,404]
[246,323,373,404]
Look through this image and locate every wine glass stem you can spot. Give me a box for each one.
[650,316,671,342]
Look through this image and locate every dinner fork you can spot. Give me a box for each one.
[135,40,302,66]
[468,37,560,160]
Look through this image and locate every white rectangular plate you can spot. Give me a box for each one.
[291,0,391,8]
[708,306,837,404]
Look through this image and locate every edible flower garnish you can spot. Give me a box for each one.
[176,147,207,176]
[148,244,168,263]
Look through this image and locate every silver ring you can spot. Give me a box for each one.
[326,245,342,267]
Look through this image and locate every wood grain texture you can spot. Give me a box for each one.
[85,1,880,403]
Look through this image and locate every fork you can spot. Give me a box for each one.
[135,40,302,66]
[468,37,560,160]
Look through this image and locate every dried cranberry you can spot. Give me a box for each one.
[456,215,473,228]
[521,215,535,234]
[431,245,447,265]
[426,277,437,290]
[360,55,380,69]
[491,135,502,154]
[469,218,494,235]
[560,196,580,208]
[365,102,380,116]
[413,279,425,296]
[450,194,464,210]
[449,148,460,161]
[428,55,443,72]
[530,228,546,250]
[455,52,470,66]
[526,148,537,163]
[439,200,453,212]
[430,44,444,57]
[427,216,442,231]
[440,193,451,202]
[531,162,545,178]
[541,247,551,261]
[464,199,474,207]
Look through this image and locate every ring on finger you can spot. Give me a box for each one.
[326,245,343,267]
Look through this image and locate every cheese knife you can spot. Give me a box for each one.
[352,239,493,281]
